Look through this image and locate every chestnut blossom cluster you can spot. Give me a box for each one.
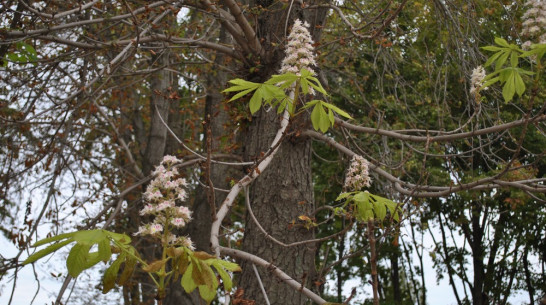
[279,19,317,75]
[469,65,487,95]
[521,0,546,48]
[344,155,372,191]
[135,155,194,250]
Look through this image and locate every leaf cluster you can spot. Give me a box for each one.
[23,230,137,293]
[336,191,401,223]
[223,68,352,133]
[482,38,544,102]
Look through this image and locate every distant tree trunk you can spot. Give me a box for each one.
[126,45,174,305]
[470,201,485,305]
[163,27,233,305]
[391,250,402,303]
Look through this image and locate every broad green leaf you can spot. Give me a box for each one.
[336,192,354,201]
[73,230,107,246]
[496,51,510,71]
[514,72,525,96]
[118,255,136,286]
[310,103,322,131]
[353,191,369,204]
[249,90,262,114]
[481,76,500,89]
[277,98,288,114]
[199,261,218,290]
[98,238,112,262]
[372,200,387,221]
[66,243,92,277]
[102,253,125,294]
[481,46,503,52]
[228,87,256,102]
[328,109,334,125]
[198,284,217,305]
[32,232,76,247]
[502,72,516,102]
[318,105,331,133]
[266,73,298,87]
[23,239,74,264]
[212,263,233,291]
[484,51,502,67]
[83,252,104,270]
[213,259,241,272]
[306,76,328,95]
[322,102,353,119]
[300,77,310,94]
[105,231,131,244]
[494,37,510,47]
[301,99,320,110]
[510,52,518,67]
[181,264,197,293]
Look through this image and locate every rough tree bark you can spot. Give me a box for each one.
[237,2,329,303]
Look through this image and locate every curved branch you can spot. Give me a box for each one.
[303,130,546,197]
[335,114,546,143]
[219,247,327,304]
[2,1,179,38]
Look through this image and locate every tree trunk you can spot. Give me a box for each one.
[236,2,329,304]
[470,201,485,305]
[239,107,317,304]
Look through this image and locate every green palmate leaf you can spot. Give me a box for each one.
[102,253,126,294]
[306,76,328,95]
[31,232,76,247]
[23,239,74,264]
[182,263,197,293]
[66,243,92,277]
